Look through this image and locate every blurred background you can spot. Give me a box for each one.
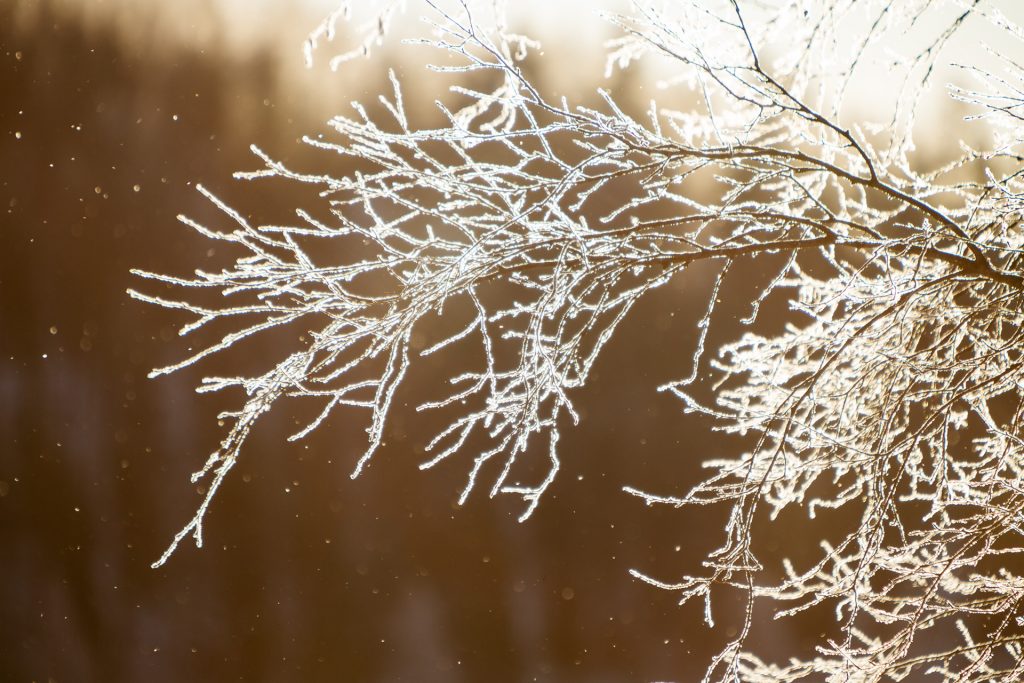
[0,1,1013,681]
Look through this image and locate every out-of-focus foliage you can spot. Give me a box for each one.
[135,1,1024,679]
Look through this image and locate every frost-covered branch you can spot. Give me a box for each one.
[134,0,1024,679]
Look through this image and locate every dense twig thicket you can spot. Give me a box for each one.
[133,0,1024,679]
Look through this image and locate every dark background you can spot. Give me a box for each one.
[0,2,828,681]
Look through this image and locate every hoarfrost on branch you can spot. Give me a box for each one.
[132,0,1024,679]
